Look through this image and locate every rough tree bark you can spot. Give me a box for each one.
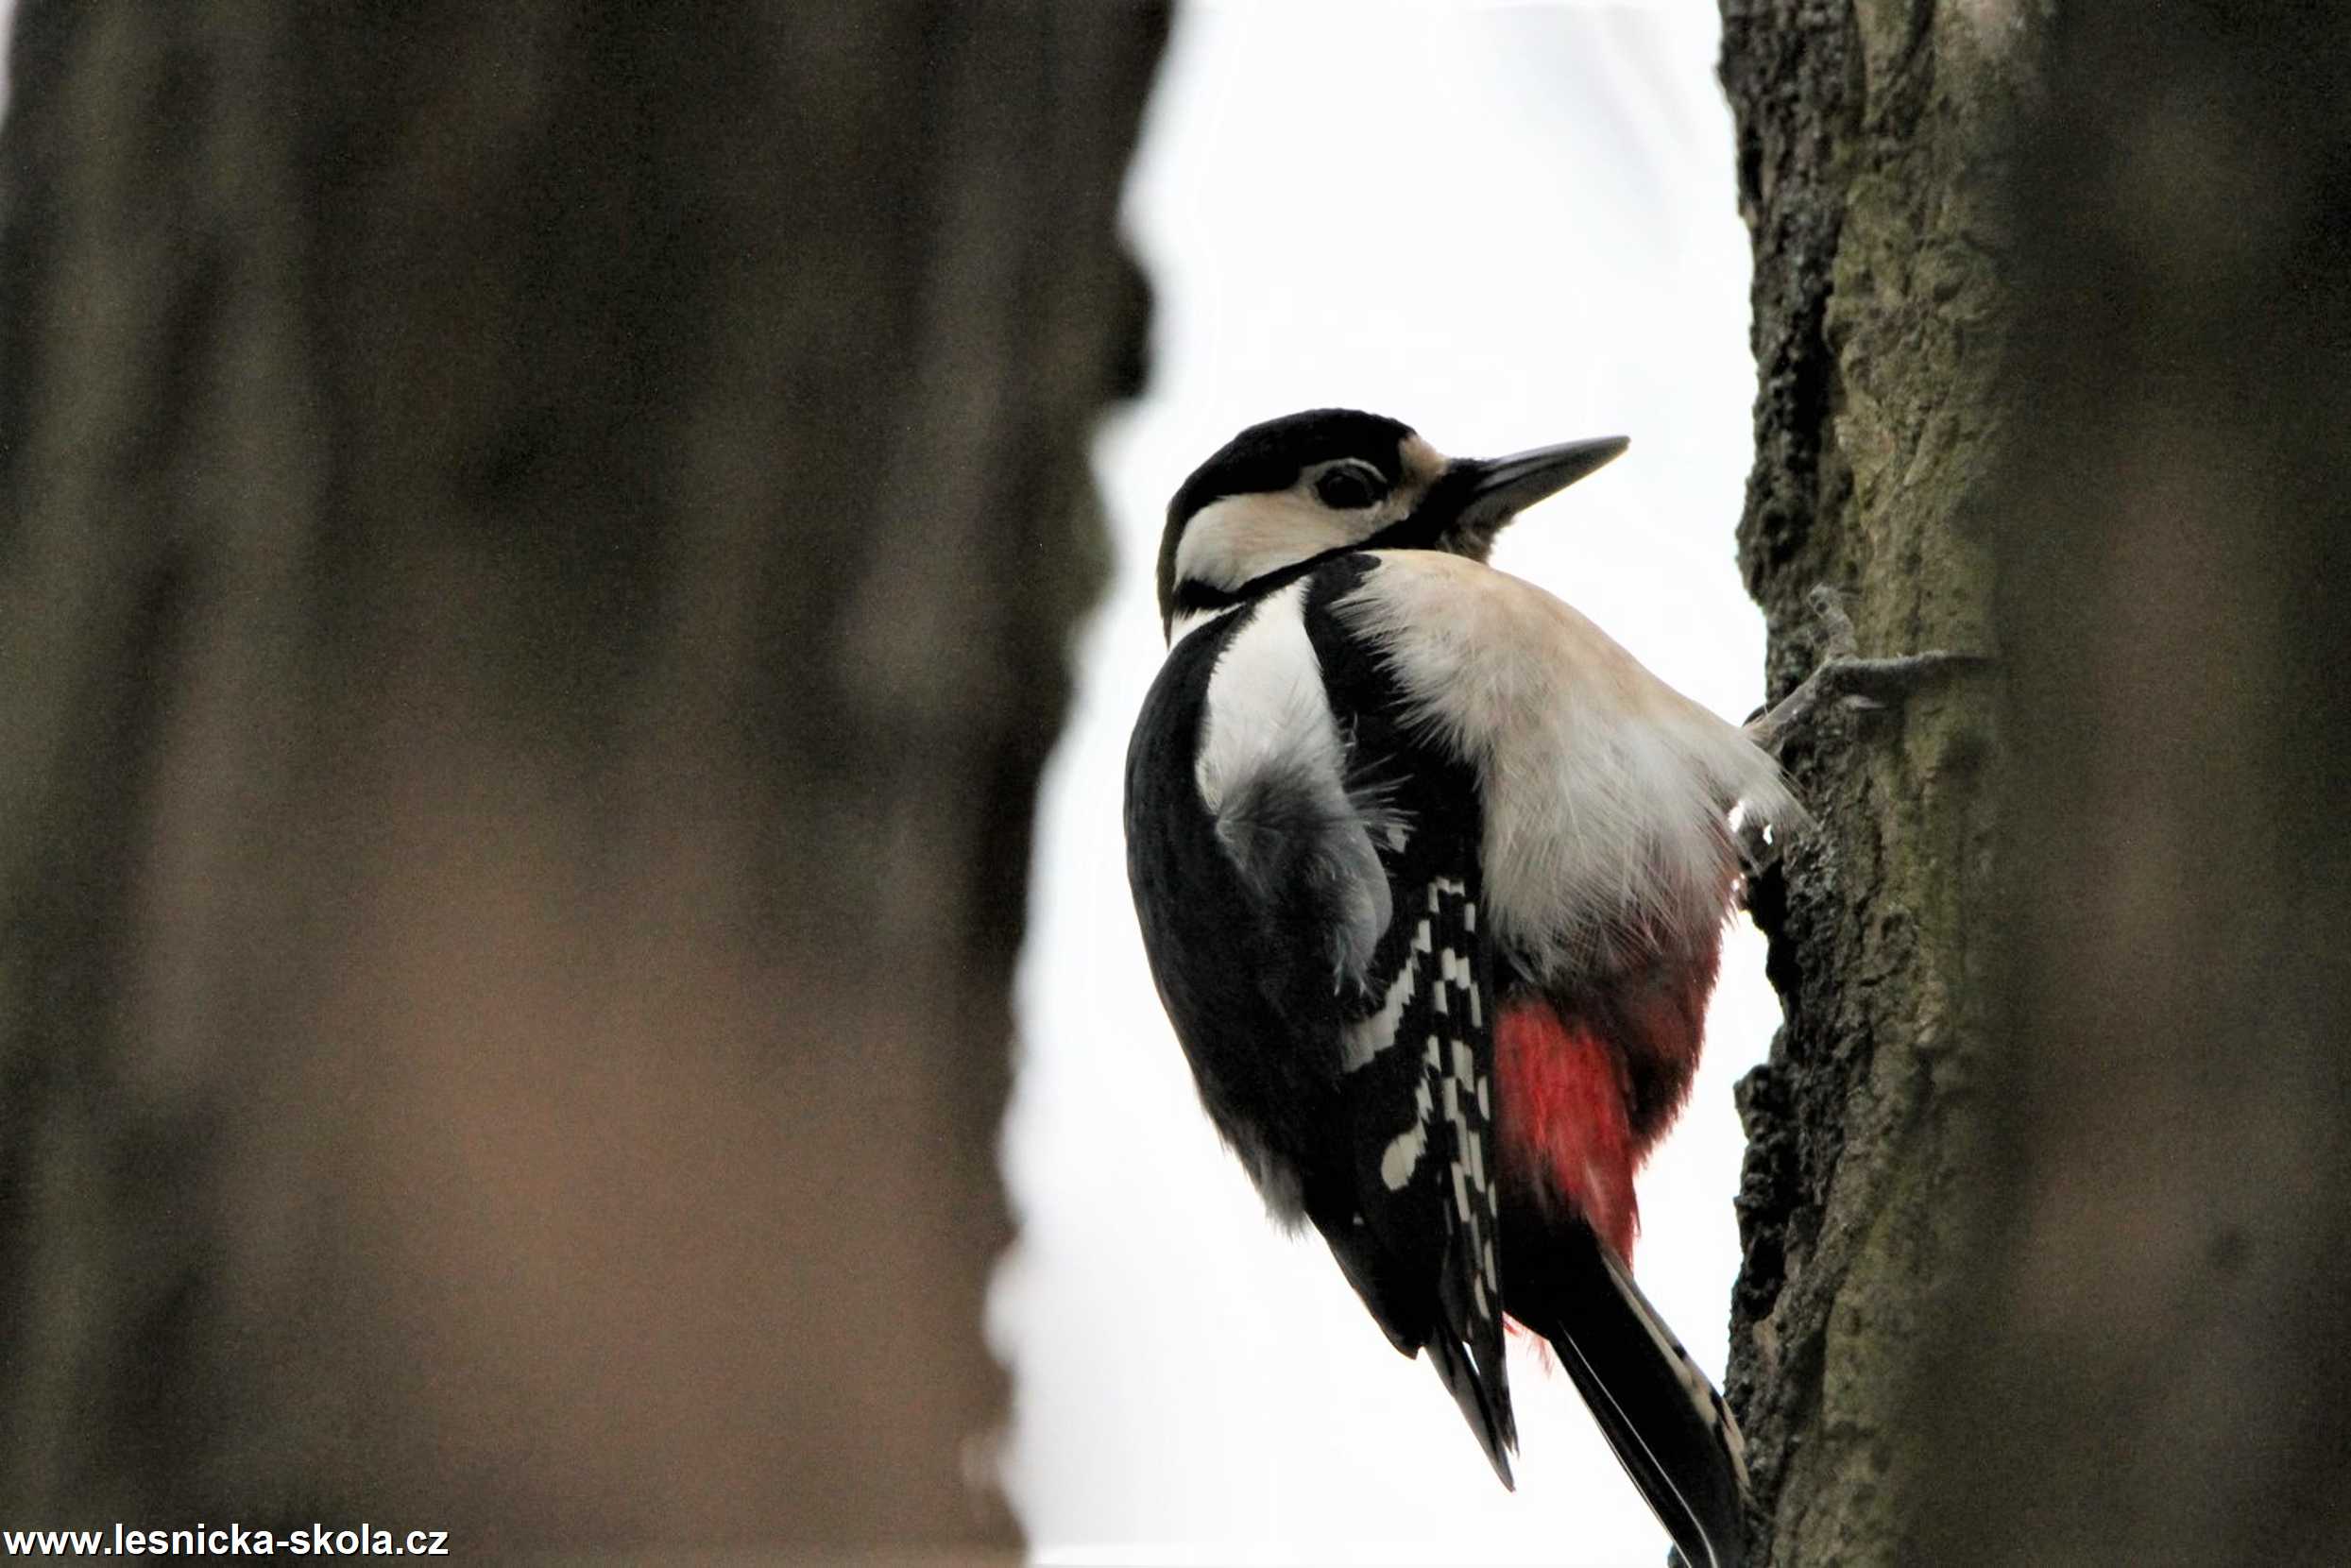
[0,2,1161,1555]
[1716,2,2020,1560]
[1723,3,2351,1564]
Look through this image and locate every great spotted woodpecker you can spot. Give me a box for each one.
[1124,409,1798,1568]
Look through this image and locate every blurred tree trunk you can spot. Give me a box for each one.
[1917,5,2351,1562]
[0,2,1161,1556]
[1724,2,2351,1564]
[1716,1,2019,1560]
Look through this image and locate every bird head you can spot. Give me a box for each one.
[1155,409,1627,640]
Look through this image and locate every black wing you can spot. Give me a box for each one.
[1121,561,1517,1486]
[1297,559,1518,1487]
[1126,602,1358,1219]
[1321,850,1517,1487]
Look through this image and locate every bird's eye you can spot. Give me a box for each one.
[1313,463,1387,510]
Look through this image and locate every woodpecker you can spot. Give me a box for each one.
[1124,409,1801,1568]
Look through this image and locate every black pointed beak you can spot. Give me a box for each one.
[1453,435,1629,536]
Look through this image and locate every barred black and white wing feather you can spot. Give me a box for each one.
[1328,854,1517,1485]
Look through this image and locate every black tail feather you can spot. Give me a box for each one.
[1505,1216,1747,1568]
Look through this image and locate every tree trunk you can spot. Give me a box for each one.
[1724,3,2351,1563]
[1716,2,2020,1560]
[0,2,1161,1555]
[1917,5,2351,1562]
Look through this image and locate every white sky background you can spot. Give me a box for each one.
[996,5,1772,1565]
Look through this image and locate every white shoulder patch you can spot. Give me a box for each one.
[1194,581,1335,814]
[1337,552,1801,978]
[1195,580,1392,983]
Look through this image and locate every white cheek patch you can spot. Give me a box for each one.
[1173,489,1398,597]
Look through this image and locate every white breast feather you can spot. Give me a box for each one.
[1337,552,1801,979]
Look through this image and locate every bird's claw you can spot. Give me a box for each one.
[1745,587,1989,759]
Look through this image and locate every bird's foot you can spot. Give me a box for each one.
[1744,586,1989,760]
